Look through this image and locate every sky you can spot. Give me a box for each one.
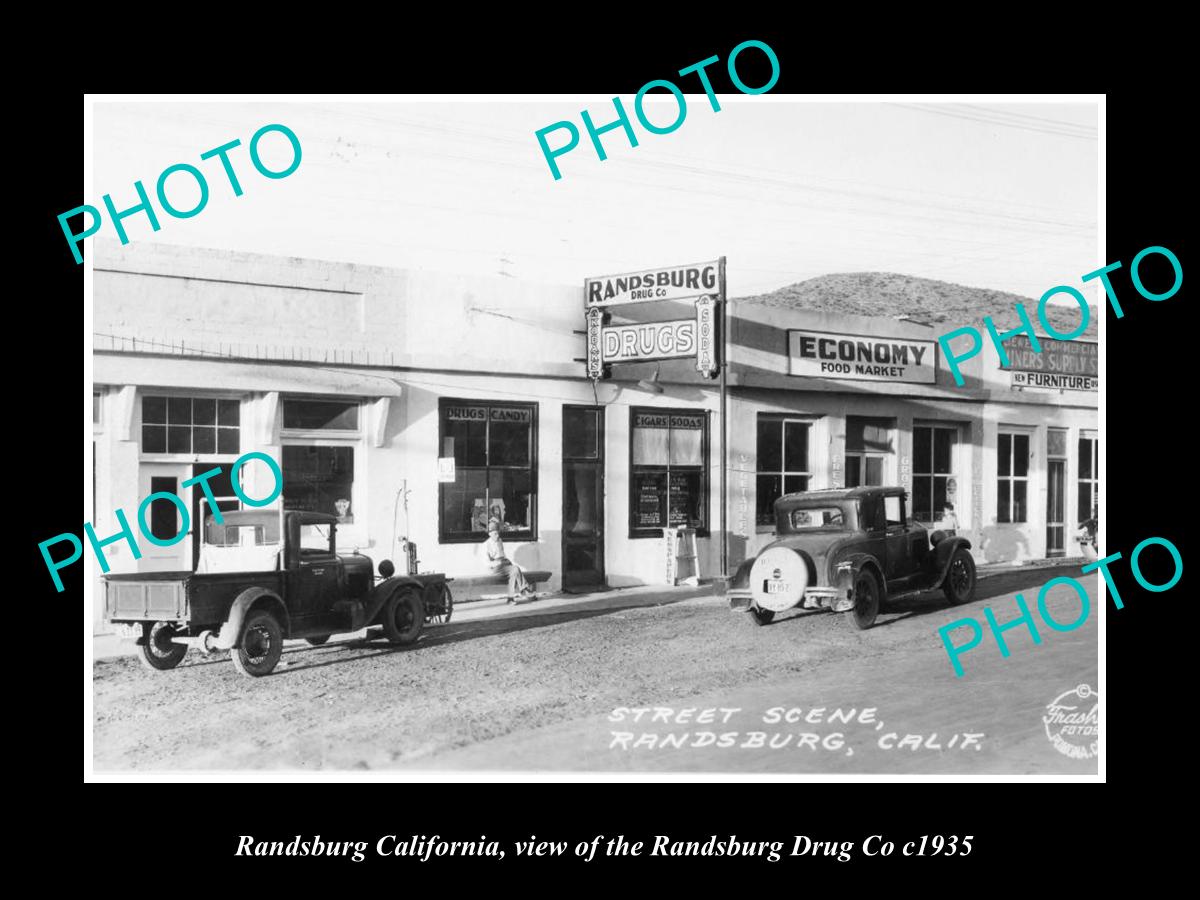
[90,98,1099,301]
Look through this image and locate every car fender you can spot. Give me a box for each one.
[213,587,289,650]
[364,575,426,625]
[933,537,974,584]
[834,552,885,596]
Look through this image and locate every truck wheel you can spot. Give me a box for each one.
[382,589,425,645]
[749,607,775,626]
[305,636,330,646]
[943,549,977,606]
[231,610,283,677]
[138,621,187,672]
[850,572,880,630]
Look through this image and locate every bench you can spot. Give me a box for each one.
[450,570,553,602]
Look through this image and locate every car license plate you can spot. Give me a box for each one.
[113,623,142,640]
[765,581,791,594]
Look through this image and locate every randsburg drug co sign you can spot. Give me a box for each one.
[585,260,720,307]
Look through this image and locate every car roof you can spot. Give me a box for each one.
[778,486,906,502]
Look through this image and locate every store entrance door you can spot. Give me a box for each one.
[562,405,605,590]
[1047,459,1066,557]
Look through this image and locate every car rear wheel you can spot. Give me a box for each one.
[382,589,425,645]
[943,549,977,606]
[231,610,284,677]
[749,607,775,626]
[850,572,880,630]
[137,621,188,671]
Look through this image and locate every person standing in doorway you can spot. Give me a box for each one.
[485,518,532,603]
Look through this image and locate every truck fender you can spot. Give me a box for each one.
[213,588,289,650]
[933,537,974,584]
[833,553,885,598]
[363,575,426,626]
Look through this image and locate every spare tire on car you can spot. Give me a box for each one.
[748,546,810,614]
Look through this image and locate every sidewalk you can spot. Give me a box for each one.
[91,581,715,660]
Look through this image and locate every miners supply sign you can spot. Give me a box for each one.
[585,259,723,380]
[1002,335,1098,392]
[788,330,938,384]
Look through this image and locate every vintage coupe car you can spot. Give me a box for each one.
[103,509,452,677]
[727,487,976,629]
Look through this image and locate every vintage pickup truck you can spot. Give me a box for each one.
[103,509,451,677]
[727,486,977,630]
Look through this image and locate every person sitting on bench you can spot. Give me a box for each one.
[485,518,534,603]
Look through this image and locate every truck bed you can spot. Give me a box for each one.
[105,570,285,628]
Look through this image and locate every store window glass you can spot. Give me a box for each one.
[282,446,355,522]
[845,416,893,487]
[913,425,959,525]
[439,401,537,541]
[998,431,1030,523]
[142,396,240,455]
[630,408,708,537]
[755,416,811,527]
[1078,432,1098,525]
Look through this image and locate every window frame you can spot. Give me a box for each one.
[280,396,363,435]
[912,423,960,525]
[437,398,539,544]
[997,428,1033,524]
[1077,430,1098,527]
[139,392,243,460]
[754,414,813,532]
[628,406,710,539]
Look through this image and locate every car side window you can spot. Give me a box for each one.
[884,495,906,529]
[860,497,883,532]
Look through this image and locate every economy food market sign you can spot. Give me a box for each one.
[788,330,937,384]
[585,260,720,307]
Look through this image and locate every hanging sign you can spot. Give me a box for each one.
[585,260,720,308]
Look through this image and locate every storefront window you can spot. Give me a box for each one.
[913,425,958,525]
[1078,432,1098,525]
[756,416,810,527]
[630,408,708,537]
[282,398,359,431]
[282,446,355,521]
[142,396,240,455]
[998,431,1030,523]
[846,416,893,487]
[439,400,537,542]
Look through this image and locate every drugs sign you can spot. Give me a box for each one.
[602,320,696,362]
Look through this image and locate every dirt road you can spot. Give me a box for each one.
[92,568,1098,774]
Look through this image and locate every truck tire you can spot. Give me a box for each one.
[138,621,188,671]
[943,548,977,606]
[305,635,330,646]
[382,589,424,645]
[850,571,880,630]
[749,607,775,626]
[231,610,284,677]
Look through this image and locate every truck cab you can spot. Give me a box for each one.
[105,509,451,677]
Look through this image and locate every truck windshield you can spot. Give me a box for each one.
[205,514,281,546]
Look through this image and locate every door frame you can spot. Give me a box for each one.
[561,404,605,590]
